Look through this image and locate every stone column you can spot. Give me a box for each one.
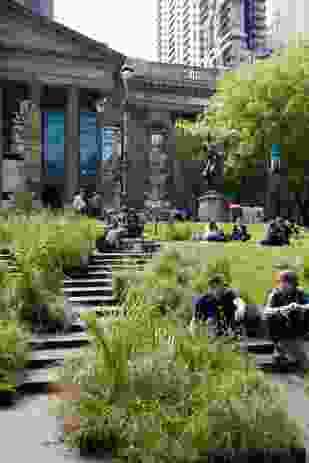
[165,122,178,207]
[25,79,42,205]
[64,86,80,204]
[0,87,3,208]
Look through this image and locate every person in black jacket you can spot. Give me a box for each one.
[263,270,309,375]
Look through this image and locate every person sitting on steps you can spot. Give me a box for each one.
[263,270,309,377]
[97,219,125,252]
[189,274,247,337]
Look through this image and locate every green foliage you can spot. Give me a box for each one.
[0,318,30,391]
[55,315,304,461]
[0,209,102,332]
[14,192,34,215]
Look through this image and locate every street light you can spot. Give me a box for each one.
[120,65,135,209]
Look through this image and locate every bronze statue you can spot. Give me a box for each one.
[202,143,222,189]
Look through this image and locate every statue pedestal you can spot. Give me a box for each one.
[198,190,228,223]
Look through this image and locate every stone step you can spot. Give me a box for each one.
[63,286,113,294]
[93,252,151,258]
[28,347,84,368]
[73,270,113,277]
[63,278,113,287]
[87,264,145,271]
[62,286,113,297]
[31,332,90,350]
[239,339,274,354]
[21,367,60,391]
[71,319,87,332]
[92,257,150,264]
[68,295,116,304]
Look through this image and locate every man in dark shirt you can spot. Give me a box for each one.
[190,274,245,336]
[264,270,309,375]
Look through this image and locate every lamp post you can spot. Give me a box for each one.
[120,65,135,209]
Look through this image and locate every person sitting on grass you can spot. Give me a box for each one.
[263,270,309,377]
[230,224,242,241]
[204,221,227,242]
[259,220,287,246]
[239,224,251,242]
[189,274,247,337]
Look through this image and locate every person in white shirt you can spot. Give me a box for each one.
[72,189,87,215]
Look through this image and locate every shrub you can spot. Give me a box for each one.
[0,210,101,332]
[0,318,30,392]
[55,316,304,462]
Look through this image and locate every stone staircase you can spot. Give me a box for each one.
[0,244,302,400]
[13,245,159,394]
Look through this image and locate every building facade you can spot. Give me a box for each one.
[157,0,268,68]
[1,1,220,213]
[16,0,54,18]
[267,0,309,50]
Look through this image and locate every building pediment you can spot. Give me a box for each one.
[0,0,124,67]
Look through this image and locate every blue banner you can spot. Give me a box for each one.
[44,111,65,177]
[80,112,99,177]
[101,127,115,161]
[271,144,281,161]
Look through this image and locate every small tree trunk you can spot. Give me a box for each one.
[295,192,309,226]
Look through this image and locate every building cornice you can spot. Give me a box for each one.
[0,0,125,66]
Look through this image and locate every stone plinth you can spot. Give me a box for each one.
[198,190,228,222]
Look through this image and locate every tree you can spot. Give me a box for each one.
[176,38,309,223]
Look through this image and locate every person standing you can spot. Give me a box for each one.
[72,189,87,215]
[88,191,102,218]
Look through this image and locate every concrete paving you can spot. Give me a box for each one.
[0,394,112,462]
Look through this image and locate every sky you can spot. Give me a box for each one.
[54,0,157,61]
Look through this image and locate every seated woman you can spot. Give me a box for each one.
[259,221,287,246]
[204,221,227,242]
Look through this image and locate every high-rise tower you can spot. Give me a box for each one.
[16,0,54,19]
[157,0,268,68]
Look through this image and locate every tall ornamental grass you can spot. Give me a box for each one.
[0,209,103,331]
[54,313,304,462]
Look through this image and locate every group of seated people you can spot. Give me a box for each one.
[96,208,144,252]
[190,270,309,376]
[193,220,251,242]
[192,216,300,246]
[259,217,300,246]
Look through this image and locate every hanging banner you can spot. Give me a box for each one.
[44,111,65,177]
[80,112,99,177]
[31,105,41,163]
[100,127,121,173]
[271,144,281,161]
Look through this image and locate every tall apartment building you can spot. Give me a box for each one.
[157,0,201,67]
[268,0,309,50]
[15,0,54,19]
[157,0,268,67]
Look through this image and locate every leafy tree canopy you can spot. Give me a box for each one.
[176,38,309,195]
